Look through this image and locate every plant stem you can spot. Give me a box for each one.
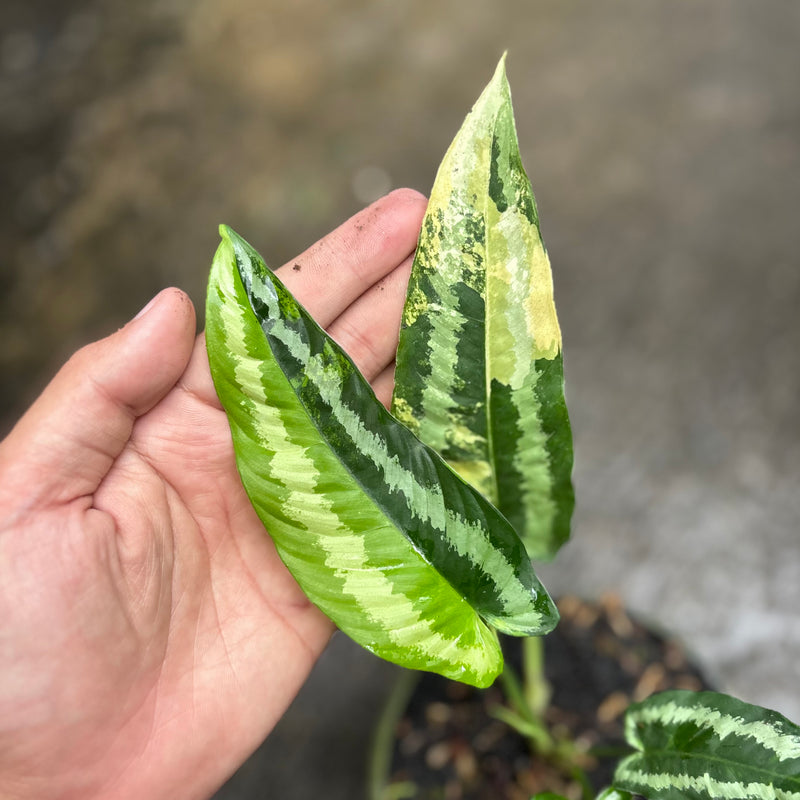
[498,638,554,753]
[522,635,551,718]
[367,670,420,800]
[497,636,595,798]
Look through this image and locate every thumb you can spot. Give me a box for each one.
[0,288,196,510]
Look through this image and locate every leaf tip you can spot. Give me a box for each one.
[474,52,511,114]
[212,224,236,270]
[495,50,509,83]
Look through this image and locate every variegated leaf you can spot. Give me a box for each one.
[205,225,559,687]
[615,690,800,800]
[392,54,574,560]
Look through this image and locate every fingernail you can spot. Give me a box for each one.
[134,292,161,320]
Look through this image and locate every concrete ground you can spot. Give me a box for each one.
[2,2,798,798]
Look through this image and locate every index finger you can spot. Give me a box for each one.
[275,188,426,328]
[183,189,426,409]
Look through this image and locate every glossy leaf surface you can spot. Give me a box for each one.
[206,225,558,687]
[615,690,800,800]
[392,54,574,560]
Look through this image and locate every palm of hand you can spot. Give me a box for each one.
[0,190,426,800]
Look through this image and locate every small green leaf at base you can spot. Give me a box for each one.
[615,689,800,800]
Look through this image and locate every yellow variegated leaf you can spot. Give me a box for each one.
[393,54,574,560]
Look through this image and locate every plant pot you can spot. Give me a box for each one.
[368,594,712,800]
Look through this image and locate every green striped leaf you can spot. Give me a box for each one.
[392,54,574,561]
[205,225,558,687]
[614,690,800,800]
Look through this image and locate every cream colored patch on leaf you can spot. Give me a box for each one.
[447,459,494,501]
[526,244,562,361]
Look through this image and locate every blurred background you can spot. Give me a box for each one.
[2,1,799,797]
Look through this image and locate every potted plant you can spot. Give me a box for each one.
[204,55,800,799]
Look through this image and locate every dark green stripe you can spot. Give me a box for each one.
[532,354,574,556]
[393,212,439,420]
[489,95,538,225]
[488,378,526,535]
[395,203,488,465]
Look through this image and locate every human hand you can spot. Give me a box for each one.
[0,189,427,800]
